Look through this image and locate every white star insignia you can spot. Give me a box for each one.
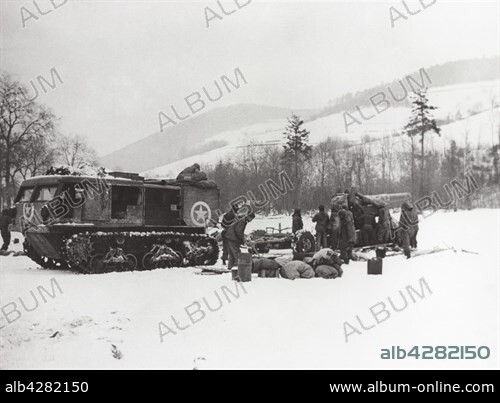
[194,205,208,222]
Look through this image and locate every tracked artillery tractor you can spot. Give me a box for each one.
[12,172,220,273]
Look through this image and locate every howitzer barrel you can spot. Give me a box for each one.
[357,192,411,209]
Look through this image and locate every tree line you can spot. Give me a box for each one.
[207,91,499,215]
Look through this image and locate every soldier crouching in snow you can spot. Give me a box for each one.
[224,212,255,270]
[338,204,356,264]
[399,201,419,259]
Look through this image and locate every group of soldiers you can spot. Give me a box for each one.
[293,204,359,264]
[215,191,420,270]
[293,197,420,261]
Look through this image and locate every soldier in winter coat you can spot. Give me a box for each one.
[359,213,377,246]
[292,209,303,233]
[376,206,391,244]
[0,209,13,252]
[312,205,329,250]
[176,163,207,182]
[220,204,239,265]
[328,209,340,250]
[224,212,255,270]
[399,201,419,258]
[339,205,356,264]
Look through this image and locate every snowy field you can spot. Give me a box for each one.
[0,209,498,369]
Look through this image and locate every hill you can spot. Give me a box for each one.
[100,104,314,173]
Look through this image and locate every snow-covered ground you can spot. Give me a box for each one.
[0,209,498,369]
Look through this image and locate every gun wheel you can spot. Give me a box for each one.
[89,254,106,274]
[297,232,315,253]
[142,252,156,270]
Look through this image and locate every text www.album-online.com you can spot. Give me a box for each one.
[329,382,494,393]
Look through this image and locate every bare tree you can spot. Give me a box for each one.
[349,136,376,193]
[0,72,55,206]
[379,136,393,188]
[312,140,333,190]
[14,135,56,179]
[56,133,99,168]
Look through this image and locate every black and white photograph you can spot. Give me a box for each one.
[0,0,499,379]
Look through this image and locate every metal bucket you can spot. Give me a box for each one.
[376,247,387,258]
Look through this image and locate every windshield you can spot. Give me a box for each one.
[34,186,58,202]
[16,187,34,202]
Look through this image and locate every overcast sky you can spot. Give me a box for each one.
[1,0,499,155]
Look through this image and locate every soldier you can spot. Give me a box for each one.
[312,205,329,250]
[339,204,356,264]
[408,205,419,249]
[376,206,391,244]
[399,201,419,258]
[359,212,377,246]
[0,209,13,252]
[328,207,341,250]
[176,163,204,181]
[220,203,239,265]
[224,212,255,270]
[291,208,303,233]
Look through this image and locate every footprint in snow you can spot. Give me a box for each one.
[69,316,94,328]
[111,344,123,360]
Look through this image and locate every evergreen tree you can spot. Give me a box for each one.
[442,140,461,182]
[404,89,440,196]
[282,114,312,205]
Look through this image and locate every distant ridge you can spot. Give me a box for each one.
[101,57,499,173]
[100,104,312,172]
[312,56,500,120]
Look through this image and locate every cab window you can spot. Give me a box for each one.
[61,183,84,205]
[16,187,34,202]
[111,186,142,219]
[34,186,58,201]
